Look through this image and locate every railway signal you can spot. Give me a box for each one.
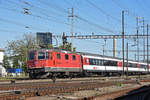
[62,32,68,46]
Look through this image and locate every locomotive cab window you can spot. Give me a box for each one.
[72,55,76,60]
[65,54,69,60]
[38,52,45,60]
[29,52,35,60]
[57,54,61,59]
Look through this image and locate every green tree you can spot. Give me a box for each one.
[3,55,11,70]
[6,34,40,72]
[59,43,76,52]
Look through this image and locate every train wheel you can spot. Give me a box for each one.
[52,76,56,83]
[69,74,73,79]
[51,74,57,83]
[29,73,36,79]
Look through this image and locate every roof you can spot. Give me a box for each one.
[0,48,4,52]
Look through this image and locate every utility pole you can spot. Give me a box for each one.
[126,42,128,77]
[68,8,74,51]
[102,45,104,56]
[113,36,117,57]
[136,17,139,61]
[147,24,149,73]
[122,10,125,76]
[142,18,145,61]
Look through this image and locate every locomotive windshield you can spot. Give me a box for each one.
[38,51,49,60]
[38,52,45,59]
[28,52,35,60]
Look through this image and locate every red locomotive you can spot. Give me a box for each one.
[27,49,149,79]
[27,49,82,78]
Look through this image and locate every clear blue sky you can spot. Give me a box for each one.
[0,0,150,61]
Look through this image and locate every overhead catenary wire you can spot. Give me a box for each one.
[76,15,118,34]
[135,0,150,17]
[111,0,137,17]
[0,17,44,31]
[0,28,25,33]
[5,0,67,22]
[63,0,120,34]
[17,0,66,17]
[86,0,121,23]
[5,0,91,32]
[0,6,70,26]
[36,0,69,14]
[36,0,118,33]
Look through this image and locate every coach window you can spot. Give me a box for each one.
[38,52,45,59]
[124,62,127,67]
[65,54,69,60]
[128,63,132,67]
[134,64,138,68]
[132,63,136,68]
[89,58,93,65]
[104,60,109,66]
[46,52,49,59]
[141,64,145,68]
[99,59,103,66]
[112,61,117,66]
[93,59,96,65]
[144,65,147,68]
[72,55,76,60]
[96,59,99,65]
[57,54,61,59]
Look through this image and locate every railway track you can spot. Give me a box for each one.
[0,74,149,85]
[0,78,149,100]
[0,75,149,100]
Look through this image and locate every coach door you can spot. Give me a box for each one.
[49,52,55,67]
[55,53,62,67]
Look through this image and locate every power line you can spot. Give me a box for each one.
[111,0,137,17]
[37,0,68,14]
[86,0,121,22]
[76,16,117,33]
[5,0,72,26]
[17,0,66,17]
[136,0,150,17]
[37,0,115,33]
[63,0,120,33]
[5,0,67,22]
[0,28,25,33]
[17,0,92,32]
[0,17,44,31]
[0,6,71,26]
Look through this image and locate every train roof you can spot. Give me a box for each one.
[76,51,146,64]
[29,48,79,54]
[29,48,148,64]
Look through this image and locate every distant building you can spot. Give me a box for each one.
[0,48,7,77]
[36,32,52,48]
[0,48,4,66]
